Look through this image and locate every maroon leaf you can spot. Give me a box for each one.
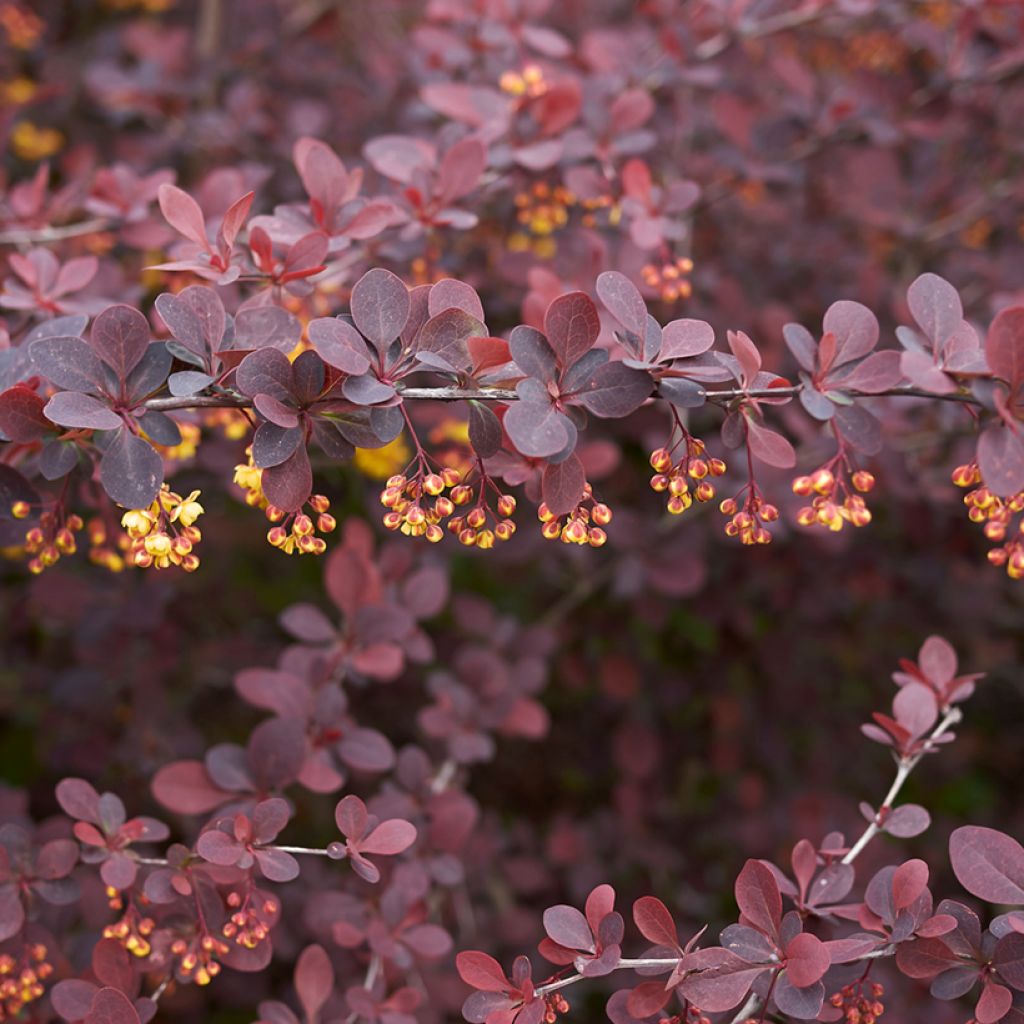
[100,429,162,508]
[0,385,53,440]
[822,300,879,363]
[84,987,141,1024]
[544,292,600,368]
[90,305,151,383]
[350,268,410,355]
[261,444,313,512]
[468,402,502,459]
[542,454,586,517]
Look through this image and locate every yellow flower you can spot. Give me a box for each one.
[172,491,204,527]
[354,434,411,481]
[121,509,154,538]
[11,121,63,161]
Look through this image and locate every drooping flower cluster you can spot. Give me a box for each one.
[120,484,204,571]
[380,467,462,543]
[953,462,1024,579]
[266,494,336,556]
[0,944,52,1022]
[509,182,576,258]
[641,256,695,303]
[102,907,156,958]
[10,502,83,574]
[828,980,886,1024]
[793,466,874,532]
[234,451,335,555]
[719,489,779,545]
[538,484,611,547]
[649,435,727,516]
[448,475,517,549]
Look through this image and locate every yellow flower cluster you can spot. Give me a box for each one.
[12,502,83,574]
[266,494,336,555]
[171,934,229,987]
[719,493,778,545]
[641,257,694,303]
[538,484,611,547]
[954,462,1024,579]
[448,485,517,548]
[0,944,52,1022]
[649,437,726,515]
[121,484,204,571]
[354,434,412,480]
[11,121,63,161]
[0,3,44,49]
[499,63,547,99]
[381,468,462,543]
[793,467,874,532]
[222,891,279,949]
[509,182,575,258]
[103,910,156,958]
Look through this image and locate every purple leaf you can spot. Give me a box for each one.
[542,454,586,517]
[350,268,409,354]
[951,827,1024,904]
[100,429,162,508]
[908,273,963,350]
[596,272,648,338]
[261,444,313,511]
[544,292,600,368]
[661,319,715,360]
[575,362,651,418]
[822,301,879,364]
[509,324,557,382]
[543,905,595,953]
[468,402,502,458]
[785,933,830,987]
[745,418,796,469]
[252,422,304,469]
[308,318,372,376]
[44,391,122,430]
[90,305,151,382]
[32,336,109,394]
[237,348,295,403]
[504,381,569,458]
[986,307,1024,394]
[977,424,1024,498]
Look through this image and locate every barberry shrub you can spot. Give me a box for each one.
[1,2,1023,1024]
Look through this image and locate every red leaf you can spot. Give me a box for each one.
[633,896,679,948]
[295,945,334,1024]
[544,292,600,368]
[157,184,210,251]
[745,418,796,469]
[735,859,782,939]
[784,932,830,988]
[456,951,510,993]
[985,306,1024,394]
